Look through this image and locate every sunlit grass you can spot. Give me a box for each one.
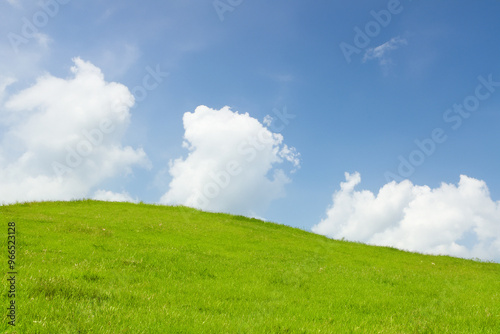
[1,200,499,333]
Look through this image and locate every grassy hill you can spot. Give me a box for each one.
[1,200,499,333]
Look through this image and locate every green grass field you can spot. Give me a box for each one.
[1,200,499,333]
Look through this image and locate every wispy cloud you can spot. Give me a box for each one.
[0,76,16,101]
[363,36,407,67]
[6,0,21,8]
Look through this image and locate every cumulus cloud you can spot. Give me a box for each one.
[159,105,299,216]
[313,172,500,262]
[363,36,407,66]
[0,58,149,204]
[92,190,138,203]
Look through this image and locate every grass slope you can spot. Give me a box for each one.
[1,200,499,333]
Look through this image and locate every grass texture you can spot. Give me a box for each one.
[1,200,499,333]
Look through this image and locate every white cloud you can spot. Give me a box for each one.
[313,172,500,262]
[159,105,299,216]
[0,76,16,101]
[278,144,300,169]
[0,58,149,204]
[0,0,55,80]
[263,114,273,127]
[97,43,141,78]
[363,36,407,66]
[6,0,21,7]
[92,190,138,203]
[33,32,52,50]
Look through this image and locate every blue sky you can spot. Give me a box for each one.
[1,0,500,261]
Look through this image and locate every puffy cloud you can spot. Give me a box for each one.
[0,58,149,204]
[313,172,500,262]
[278,144,300,169]
[92,190,138,203]
[159,105,299,216]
